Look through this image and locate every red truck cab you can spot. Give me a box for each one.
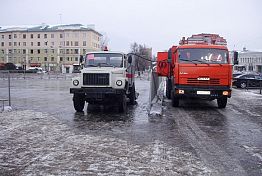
[157,34,237,108]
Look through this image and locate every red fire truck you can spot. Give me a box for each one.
[157,34,238,108]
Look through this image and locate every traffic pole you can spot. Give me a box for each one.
[8,71,11,106]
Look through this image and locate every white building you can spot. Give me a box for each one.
[0,24,102,73]
[233,48,262,73]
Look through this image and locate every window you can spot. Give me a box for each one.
[75,41,79,46]
[31,42,33,46]
[66,57,69,61]
[51,42,54,46]
[60,34,63,38]
[1,49,4,54]
[66,41,69,46]
[14,34,17,38]
[8,49,12,54]
[1,35,4,39]
[44,49,48,54]
[23,42,26,46]
[44,41,48,46]
[82,33,86,38]
[75,49,78,54]
[37,42,40,46]
[51,57,54,61]
[71,41,73,46]
[60,41,64,46]
[44,57,47,61]
[31,34,33,38]
[9,35,11,39]
[18,42,21,46]
[66,49,70,54]
[83,41,86,46]
[37,34,40,38]
[23,49,26,54]
[14,42,17,46]
[23,34,26,39]
[37,49,40,54]
[60,57,63,61]
[37,57,40,61]
[75,57,78,61]
[51,49,55,53]
[51,34,54,38]
[9,42,11,46]
[44,34,47,38]
[1,42,4,47]
[30,50,34,54]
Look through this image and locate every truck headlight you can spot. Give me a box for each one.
[73,80,79,86]
[116,80,122,86]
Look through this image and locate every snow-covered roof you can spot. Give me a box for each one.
[0,24,102,36]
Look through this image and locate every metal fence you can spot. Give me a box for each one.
[0,71,78,80]
[149,68,165,106]
[244,79,262,94]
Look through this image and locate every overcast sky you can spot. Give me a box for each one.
[1,0,262,54]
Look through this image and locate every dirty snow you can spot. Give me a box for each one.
[0,110,212,175]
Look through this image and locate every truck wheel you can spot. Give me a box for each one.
[73,93,85,112]
[171,91,179,107]
[129,84,136,105]
[166,78,172,99]
[217,97,227,108]
[119,94,127,113]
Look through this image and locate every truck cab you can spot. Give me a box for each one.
[70,51,136,112]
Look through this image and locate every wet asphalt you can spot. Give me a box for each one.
[0,75,261,175]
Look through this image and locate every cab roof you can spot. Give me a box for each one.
[86,51,126,55]
[177,44,228,50]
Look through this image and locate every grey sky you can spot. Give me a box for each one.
[1,0,262,54]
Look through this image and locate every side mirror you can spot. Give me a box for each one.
[80,55,84,63]
[128,55,132,64]
[168,48,172,63]
[233,51,238,65]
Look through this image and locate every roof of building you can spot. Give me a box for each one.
[0,24,102,36]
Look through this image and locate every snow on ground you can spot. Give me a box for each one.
[0,110,211,175]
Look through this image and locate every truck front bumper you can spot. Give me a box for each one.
[173,85,232,99]
[70,87,125,103]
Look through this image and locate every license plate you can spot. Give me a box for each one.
[197,91,210,95]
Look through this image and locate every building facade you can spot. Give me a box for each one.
[233,48,262,73]
[0,24,102,73]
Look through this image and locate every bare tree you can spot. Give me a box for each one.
[130,42,152,72]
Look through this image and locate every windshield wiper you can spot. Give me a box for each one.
[98,63,115,67]
[179,58,197,65]
[192,59,210,66]
[86,64,97,67]
[210,60,223,66]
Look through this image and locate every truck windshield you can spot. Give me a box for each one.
[85,53,123,67]
[178,48,228,64]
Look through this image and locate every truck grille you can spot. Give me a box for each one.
[83,73,109,86]
[187,78,220,85]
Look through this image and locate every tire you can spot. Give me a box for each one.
[240,82,247,89]
[166,78,172,99]
[171,91,179,107]
[129,84,136,105]
[73,93,85,112]
[119,94,127,113]
[217,97,227,108]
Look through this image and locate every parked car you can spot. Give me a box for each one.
[233,74,262,88]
